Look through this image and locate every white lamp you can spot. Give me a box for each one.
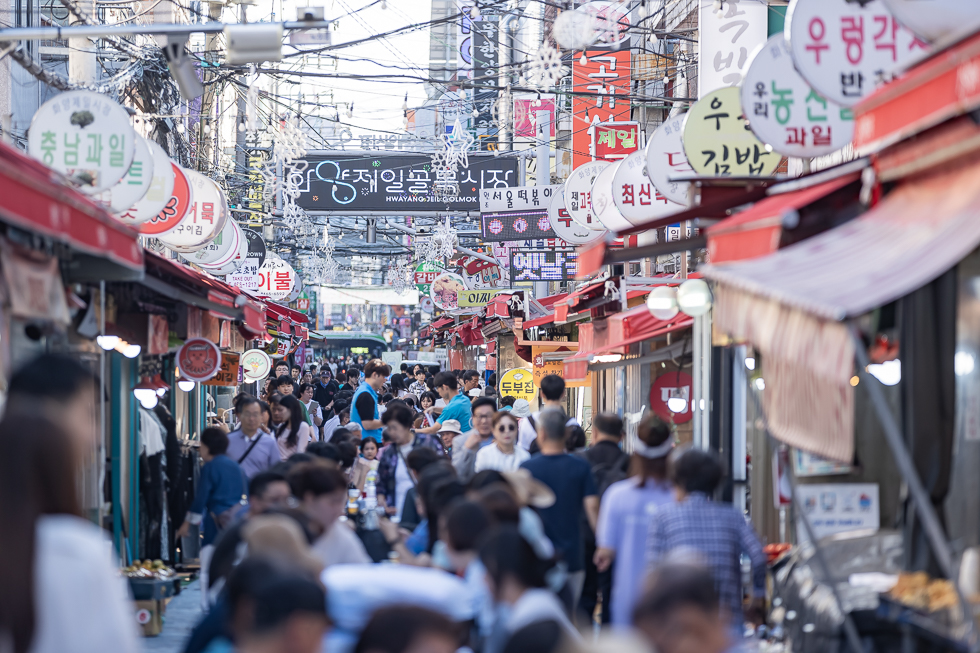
[96,335,120,350]
[867,360,901,386]
[646,286,679,320]
[177,379,196,392]
[121,343,142,359]
[677,279,713,317]
[667,396,688,414]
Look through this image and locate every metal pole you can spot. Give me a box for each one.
[534,108,550,300]
[67,0,96,85]
[0,19,336,40]
[732,344,747,512]
[849,323,978,650]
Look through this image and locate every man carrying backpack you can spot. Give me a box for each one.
[579,413,630,625]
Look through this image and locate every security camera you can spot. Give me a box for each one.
[297,6,324,21]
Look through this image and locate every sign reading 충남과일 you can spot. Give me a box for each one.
[295,153,520,213]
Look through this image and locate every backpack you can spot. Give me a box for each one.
[591,452,630,499]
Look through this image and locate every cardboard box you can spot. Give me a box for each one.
[134,599,164,637]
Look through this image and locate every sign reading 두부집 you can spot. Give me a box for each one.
[295,154,520,213]
[499,368,537,403]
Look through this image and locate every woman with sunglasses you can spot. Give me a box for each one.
[475,411,530,473]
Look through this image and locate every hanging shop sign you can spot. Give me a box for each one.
[420,296,435,313]
[157,169,226,251]
[460,255,506,288]
[139,163,193,235]
[297,291,312,313]
[499,368,537,403]
[741,34,855,158]
[176,337,222,383]
[242,227,267,269]
[203,352,241,387]
[649,370,693,424]
[698,0,769,97]
[255,257,297,301]
[223,226,264,286]
[118,140,175,225]
[182,217,239,266]
[592,122,641,161]
[645,117,694,205]
[100,134,153,214]
[786,0,930,107]
[27,90,136,194]
[881,0,978,43]
[572,48,632,169]
[458,288,508,308]
[509,249,578,283]
[479,185,560,242]
[513,95,556,138]
[414,261,443,294]
[296,153,520,213]
[286,273,304,303]
[683,87,782,177]
[430,271,468,310]
[472,14,500,149]
[564,160,610,231]
[208,224,250,277]
[548,187,607,245]
[590,161,633,232]
[795,483,880,540]
[612,150,681,225]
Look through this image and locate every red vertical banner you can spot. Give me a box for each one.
[572,49,632,169]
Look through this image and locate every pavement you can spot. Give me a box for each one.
[143,579,203,653]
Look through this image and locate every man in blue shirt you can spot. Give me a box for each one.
[351,358,390,442]
[418,371,472,435]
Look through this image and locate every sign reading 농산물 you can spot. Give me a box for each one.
[296,153,520,213]
[741,34,855,158]
[683,87,782,177]
[786,0,930,107]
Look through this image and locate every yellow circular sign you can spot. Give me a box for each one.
[682,86,781,177]
[499,368,537,403]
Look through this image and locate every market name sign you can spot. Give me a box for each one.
[458,289,508,307]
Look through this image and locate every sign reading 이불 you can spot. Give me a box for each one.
[296,154,520,212]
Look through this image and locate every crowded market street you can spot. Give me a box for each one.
[4,1,980,653]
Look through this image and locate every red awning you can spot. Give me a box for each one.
[486,293,514,318]
[431,316,455,331]
[707,173,860,264]
[0,140,143,271]
[854,30,980,155]
[567,311,693,364]
[261,299,310,325]
[524,312,556,328]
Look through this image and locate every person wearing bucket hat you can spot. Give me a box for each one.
[437,419,463,440]
[593,412,677,628]
[509,399,532,418]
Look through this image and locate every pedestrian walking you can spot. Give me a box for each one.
[452,397,498,481]
[272,394,314,460]
[475,411,530,473]
[226,396,281,478]
[351,359,390,442]
[646,447,767,631]
[517,375,579,452]
[520,409,598,614]
[0,410,140,653]
[176,427,248,609]
[418,372,472,435]
[289,461,371,567]
[594,413,675,627]
[376,402,444,520]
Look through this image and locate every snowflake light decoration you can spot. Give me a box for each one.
[429,118,474,200]
[525,45,567,90]
[386,258,412,294]
[262,116,312,231]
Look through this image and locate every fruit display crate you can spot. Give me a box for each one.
[128,576,179,601]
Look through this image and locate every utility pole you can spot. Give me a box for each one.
[535,108,550,299]
[68,0,97,85]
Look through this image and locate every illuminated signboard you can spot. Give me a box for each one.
[509,249,578,282]
[480,185,560,242]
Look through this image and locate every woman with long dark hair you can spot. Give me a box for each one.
[0,414,139,653]
[272,393,313,460]
[593,412,675,627]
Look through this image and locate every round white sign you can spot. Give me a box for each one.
[645,117,693,205]
[241,349,273,382]
[742,34,855,158]
[256,257,297,301]
[590,161,633,233]
[881,0,980,43]
[564,160,610,231]
[27,90,136,194]
[156,170,225,252]
[612,150,682,226]
[430,271,468,311]
[101,135,154,214]
[208,226,250,276]
[548,187,606,245]
[119,142,175,226]
[420,296,435,313]
[182,218,239,267]
[786,0,931,107]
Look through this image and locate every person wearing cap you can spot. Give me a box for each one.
[448,397,497,483]
[593,413,676,628]
[517,375,579,452]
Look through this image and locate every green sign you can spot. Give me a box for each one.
[414,262,442,294]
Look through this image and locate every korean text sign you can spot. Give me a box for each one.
[592,122,640,161]
[296,154,520,212]
[698,0,768,97]
[683,87,782,176]
[509,249,578,283]
[480,185,560,242]
[572,49,632,169]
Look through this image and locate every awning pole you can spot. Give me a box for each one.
[849,323,978,651]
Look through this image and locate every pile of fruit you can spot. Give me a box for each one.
[123,560,175,579]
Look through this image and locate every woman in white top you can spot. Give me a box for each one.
[272,393,313,460]
[476,411,530,473]
[0,411,140,653]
